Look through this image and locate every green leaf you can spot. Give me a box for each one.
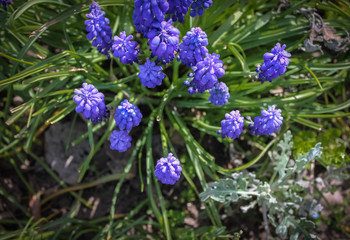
[209,11,243,47]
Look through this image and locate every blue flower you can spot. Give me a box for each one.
[154,153,182,185]
[147,19,180,63]
[114,99,142,131]
[218,110,244,140]
[73,83,106,121]
[133,0,169,35]
[250,105,283,136]
[85,1,113,58]
[186,53,225,94]
[209,82,230,106]
[167,0,192,23]
[179,27,208,68]
[190,0,212,17]
[91,106,110,123]
[0,0,12,10]
[139,59,166,88]
[110,130,132,152]
[112,31,139,64]
[256,43,291,83]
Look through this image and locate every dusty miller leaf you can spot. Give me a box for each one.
[294,143,322,172]
[274,131,294,181]
[199,178,240,203]
[200,174,257,203]
[278,142,323,183]
[291,218,318,240]
[276,215,295,239]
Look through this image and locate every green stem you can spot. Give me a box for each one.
[231,137,278,172]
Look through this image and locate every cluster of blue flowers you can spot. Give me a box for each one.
[154,153,182,185]
[218,105,283,140]
[112,31,139,64]
[190,0,213,17]
[139,59,165,88]
[78,1,292,185]
[0,0,12,10]
[73,82,142,152]
[114,100,143,131]
[84,1,223,99]
[180,28,229,105]
[186,53,225,94]
[147,19,180,63]
[167,0,192,23]
[73,83,108,122]
[179,27,208,68]
[217,110,244,140]
[109,99,142,152]
[249,105,283,136]
[256,43,291,83]
[84,1,139,63]
[209,82,230,106]
[84,2,113,58]
[133,0,169,36]
[110,130,132,152]
[216,42,290,140]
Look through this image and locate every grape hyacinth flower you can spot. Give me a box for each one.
[218,110,244,139]
[179,27,208,68]
[139,59,166,88]
[186,53,225,95]
[0,0,12,10]
[147,19,180,63]
[190,0,213,17]
[112,31,139,64]
[209,82,230,106]
[91,106,110,123]
[133,0,169,35]
[85,1,113,58]
[256,43,291,83]
[114,99,142,131]
[110,130,132,152]
[154,153,182,185]
[167,0,192,23]
[311,203,323,219]
[250,105,283,136]
[73,83,106,121]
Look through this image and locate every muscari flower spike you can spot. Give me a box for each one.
[256,43,291,83]
[186,53,225,95]
[139,59,166,88]
[112,31,139,64]
[133,0,169,36]
[250,105,283,136]
[91,106,110,123]
[209,82,230,106]
[110,130,132,152]
[114,99,143,131]
[0,0,12,10]
[147,19,180,63]
[190,0,213,17]
[218,110,244,140]
[85,1,113,58]
[154,153,182,185]
[167,0,192,23]
[179,27,208,68]
[73,83,106,122]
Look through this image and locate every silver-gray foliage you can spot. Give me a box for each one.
[199,131,324,239]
